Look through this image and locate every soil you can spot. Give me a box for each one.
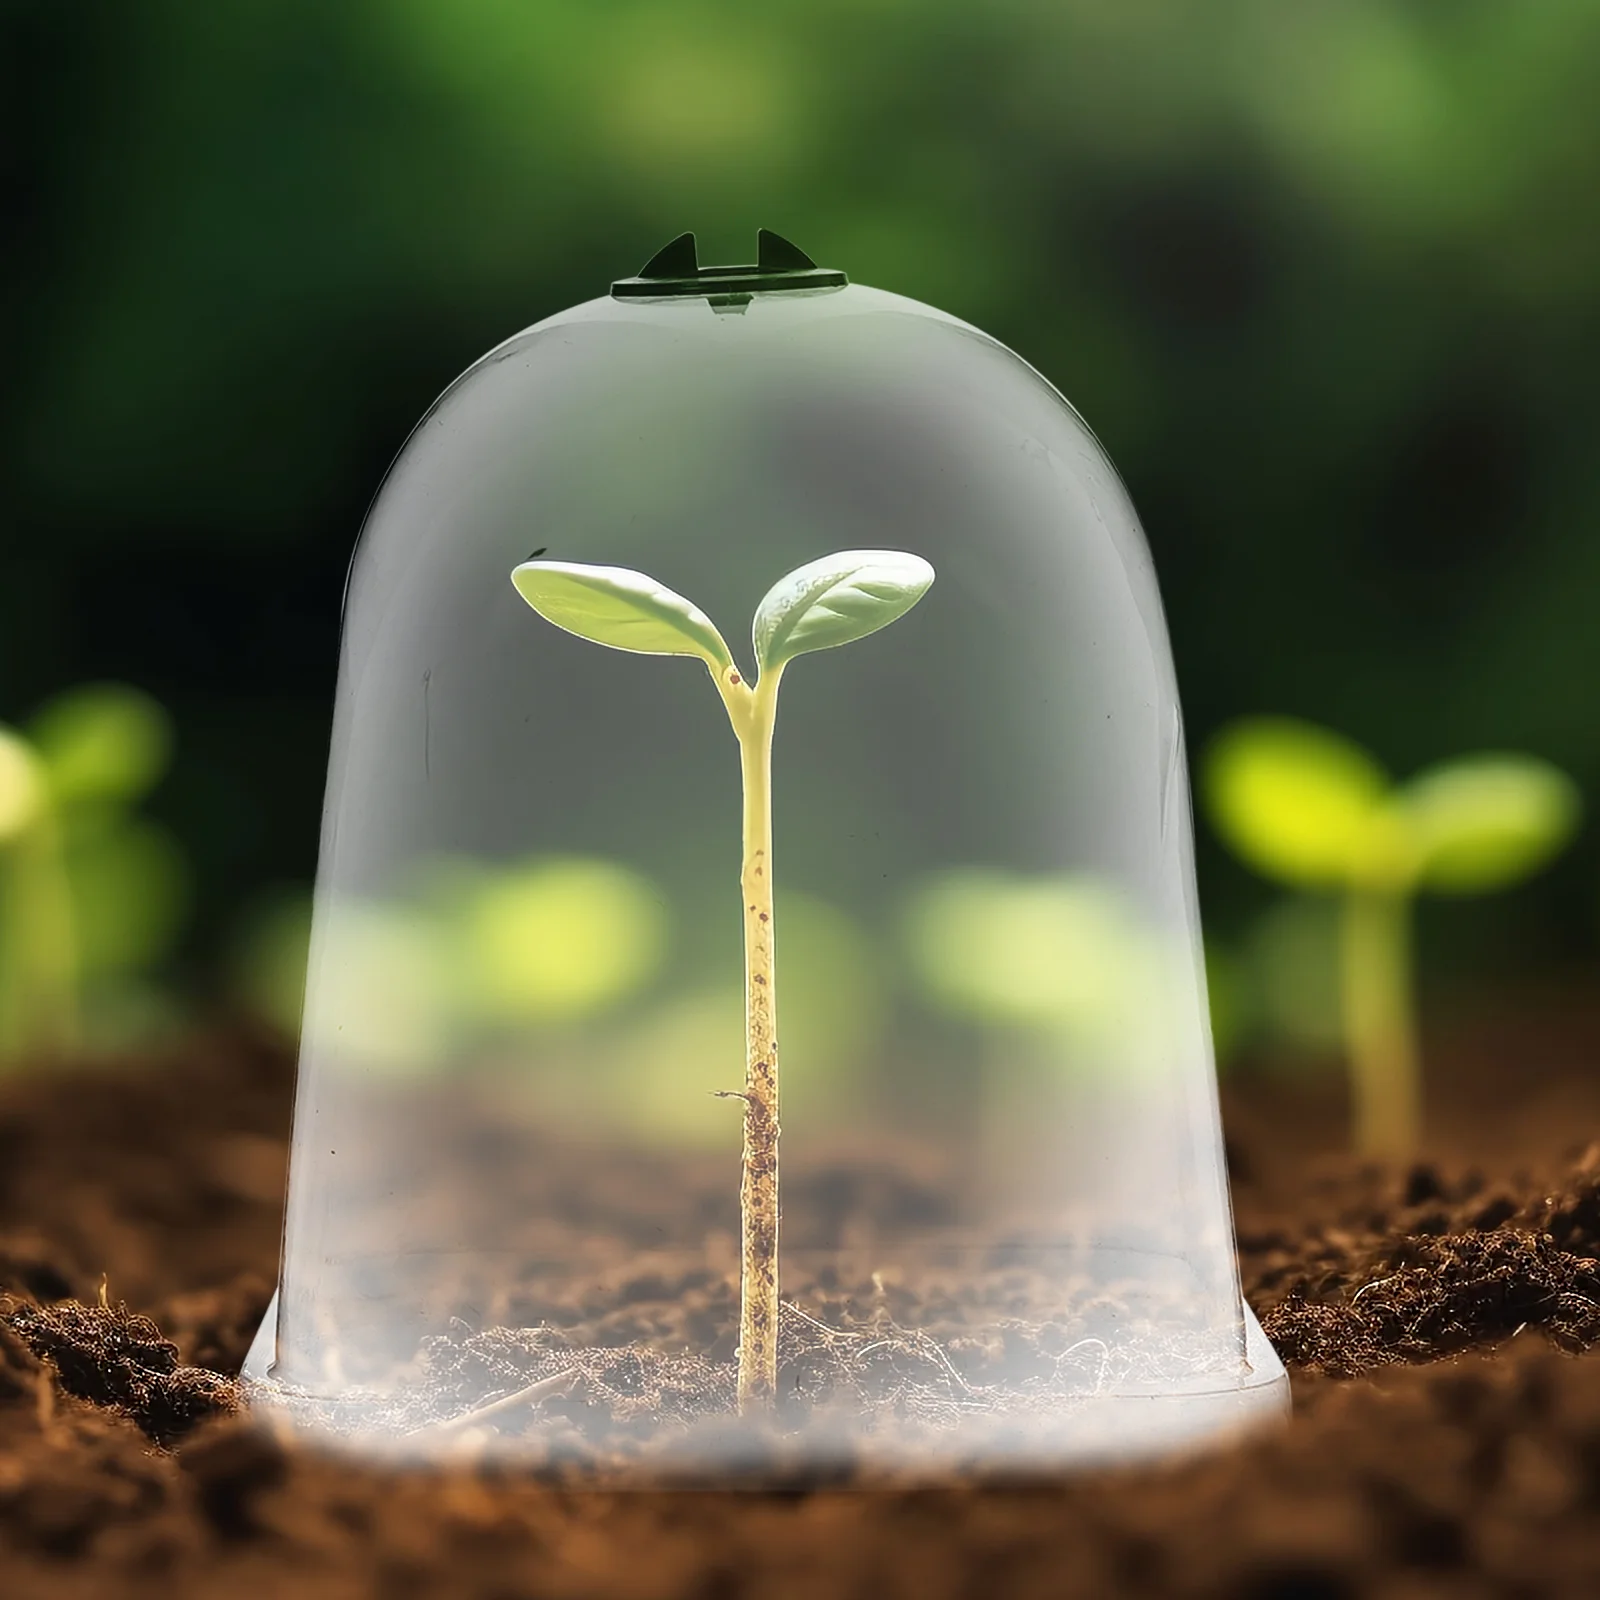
[3,995,1600,1596]
[244,1075,1265,1480]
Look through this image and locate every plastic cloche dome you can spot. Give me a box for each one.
[242,229,1288,1479]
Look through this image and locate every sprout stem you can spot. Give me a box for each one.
[729,669,782,1411]
[1340,889,1420,1161]
[1,809,78,1060]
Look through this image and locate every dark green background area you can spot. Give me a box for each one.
[4,0,1598,990]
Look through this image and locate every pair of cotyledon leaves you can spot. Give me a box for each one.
[0,684,173,842]
[510,549,934,678]
[1204,716,1581,896]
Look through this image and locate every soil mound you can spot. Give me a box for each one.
[4,1298,237,1446]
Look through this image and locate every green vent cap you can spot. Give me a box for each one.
[611,229,847,300]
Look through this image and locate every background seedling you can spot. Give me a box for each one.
[1203,716,1582,1160]
[511,549,933,1410]
[0,683,186,1064]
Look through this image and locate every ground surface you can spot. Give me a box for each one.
[3,997,1600,1597]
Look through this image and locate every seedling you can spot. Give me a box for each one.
[0,685,180,1062]
[511,549,934,1410]
[1203,717,1581,1160]
[0,727,70,1056]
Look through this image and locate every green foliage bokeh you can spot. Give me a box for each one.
[5,0,1600,997]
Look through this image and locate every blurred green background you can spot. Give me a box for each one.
[4,0,1597,1047]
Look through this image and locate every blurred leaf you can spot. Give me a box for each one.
[464,856,667,1024]
[27,684,172,809]
[753,550,935,672]
[903,868,1152,1036]
[511,560,733,672]
[1203,717,1389,889]
[1398,754,1582,894]
[0,728,46,842]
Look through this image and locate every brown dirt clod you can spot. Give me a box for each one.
[4,1299,239,1447]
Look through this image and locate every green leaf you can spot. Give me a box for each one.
[1397,755,1581,894]
[0,726,46,841]
[511,560,733,673]
[27,684,172,809]
[753,549,934,673]
[902,868,1151,1034]
[1202,717,1390,889]
[464,855,667,1023]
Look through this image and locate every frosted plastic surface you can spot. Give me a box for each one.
[243,280,1288,1476]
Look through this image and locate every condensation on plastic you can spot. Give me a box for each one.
[242,273,1288,1478]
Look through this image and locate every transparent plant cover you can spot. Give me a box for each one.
[243,232,1288,1479]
